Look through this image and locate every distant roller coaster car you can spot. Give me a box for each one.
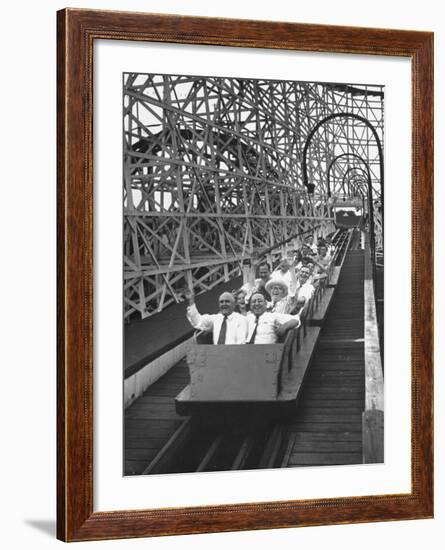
[175,322,320,419]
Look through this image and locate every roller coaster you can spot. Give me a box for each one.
[123,74,384,475]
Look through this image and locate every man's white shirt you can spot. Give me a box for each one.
[246,311,300,344]
[186,304,248,344]
[295,280,315,303]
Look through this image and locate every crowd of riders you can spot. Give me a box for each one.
[185,233,336,345]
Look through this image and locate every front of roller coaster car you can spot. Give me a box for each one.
[174,327,307,418]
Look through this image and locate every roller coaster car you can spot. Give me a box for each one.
[175,322,320,418]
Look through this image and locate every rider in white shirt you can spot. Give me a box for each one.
[246,293,300,344]
[185,290,248,344]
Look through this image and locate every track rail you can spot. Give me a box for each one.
[142,417,288,474]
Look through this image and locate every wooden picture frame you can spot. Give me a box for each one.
[57,8,434,542]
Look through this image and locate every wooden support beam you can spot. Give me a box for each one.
[362,410,384,464]
[362,231,384,463]
[124,76,383,319]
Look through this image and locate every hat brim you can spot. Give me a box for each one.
[265,279,289,294]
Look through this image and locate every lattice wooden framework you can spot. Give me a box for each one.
[123,75,384,319]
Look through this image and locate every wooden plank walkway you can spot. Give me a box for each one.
[285,249,365,467]
[125,358,190,475]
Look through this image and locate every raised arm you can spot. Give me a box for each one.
[288,263,298,296]
[240,257,258,295]
[184,290,214,332]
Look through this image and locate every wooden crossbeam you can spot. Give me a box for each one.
[123,76,383,319]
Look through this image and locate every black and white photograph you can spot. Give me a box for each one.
[1,0,441,545]
[123,73,384,476]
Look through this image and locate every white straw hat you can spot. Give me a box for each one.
[265,278,289,295]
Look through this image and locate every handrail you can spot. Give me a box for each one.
[362,231,384,463]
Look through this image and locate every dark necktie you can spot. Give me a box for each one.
[217,315,228,344]
[248,315,260,344]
